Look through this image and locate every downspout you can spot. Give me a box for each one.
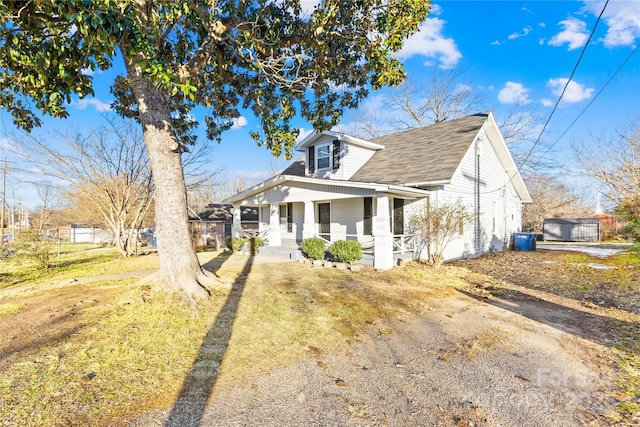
[475,139,481,254]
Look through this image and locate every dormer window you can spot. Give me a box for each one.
[308,140,341,174]
[317,145,330,169]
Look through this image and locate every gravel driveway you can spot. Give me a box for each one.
[129,286,618,426]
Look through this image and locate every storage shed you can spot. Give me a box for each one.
[543,218,600,242]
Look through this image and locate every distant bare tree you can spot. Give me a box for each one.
[522,175,592,233]
[574,117,640,237]
[388,68,481,127]
[336,69,551,176]
[13,119,154,256]
[574,117,639,209]
[34,185,61,233]
[187,174,250,205]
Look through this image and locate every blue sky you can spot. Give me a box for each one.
[1,0,639,209]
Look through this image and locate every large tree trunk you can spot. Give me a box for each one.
[124,60,213,300]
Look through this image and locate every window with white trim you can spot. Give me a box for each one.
[316,145,330,170]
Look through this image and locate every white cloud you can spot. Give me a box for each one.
[547,78,594,103]
[491,40,501,46]
[231,116,248,130]
[429,4,442,16]
[72,97,112,112]
[396,16,462,69]
[583,0,640,47]
[549,17,589,50]
[541,99,554,107]
[498,82,531,104]
[508,26,532,40]
[295,128,314,143]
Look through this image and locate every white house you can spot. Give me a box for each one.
[224,112,532,269]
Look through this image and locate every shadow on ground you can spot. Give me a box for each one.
[457,287,638,349]
[200,251,233,275]
[165,255,253,427]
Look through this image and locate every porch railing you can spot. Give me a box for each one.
[393,234,416,254]
[242,229,269,244]
[312,234,375,254]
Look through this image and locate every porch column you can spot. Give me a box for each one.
[232,204,243,238]
[374,194,394,270]
[268,203,282,246]
[302,201,316,240]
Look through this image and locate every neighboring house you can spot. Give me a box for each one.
[53,224,112,243]
[593,213,625,238]
[188,203,259,248]
[224,112,532,269]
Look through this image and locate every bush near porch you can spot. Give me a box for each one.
[300,237,326,260]
[328,240,363,264]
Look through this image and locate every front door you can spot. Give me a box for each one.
[318,203,330,240]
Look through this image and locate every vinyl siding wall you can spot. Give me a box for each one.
[426,129,523,261]
[304,135,377,180]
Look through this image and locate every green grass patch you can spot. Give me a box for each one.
[0,243,160,289]
[0,302,24,317]
[562,253,594,264]
[612,249,640,268]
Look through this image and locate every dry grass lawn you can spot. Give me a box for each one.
[0,244,638,425]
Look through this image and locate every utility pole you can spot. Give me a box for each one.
[0,159,18,245]
[1,158,5,245]
[0,157,18,246]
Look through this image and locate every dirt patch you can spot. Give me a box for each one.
[451,249,640,314]
[0,283,123,362]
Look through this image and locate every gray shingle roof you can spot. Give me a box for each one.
[350,113,488,185]
[281,157,306,176]
[189,204,259,222]
[282,113,488,185]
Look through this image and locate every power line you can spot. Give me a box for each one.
[520,0,609,169]
[543,44,639,156]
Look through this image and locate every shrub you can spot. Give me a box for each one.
[249,236,264,254]
[328,240,363,263]
[300,237,326,260]
[13,229,52,270]
[225,237,245,252]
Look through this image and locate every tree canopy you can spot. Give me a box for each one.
[1,0,430,155]
[0,0,431,300]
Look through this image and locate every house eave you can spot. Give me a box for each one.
[294,130,385,152]
[404,179,451,188]
[223,175,431,204]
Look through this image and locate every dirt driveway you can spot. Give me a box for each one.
[129,248,638,427]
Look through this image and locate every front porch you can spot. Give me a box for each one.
[225,175,430,270]
[239,227,417,268]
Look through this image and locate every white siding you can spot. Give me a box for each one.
[304,135,377,180]
[425,129,524,262]
[331,198,363,240]
[341,144,376,180]
[259,206,269,232]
